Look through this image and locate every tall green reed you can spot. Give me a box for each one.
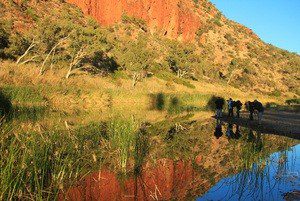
[107,117,139,173]
[0,122,104,200]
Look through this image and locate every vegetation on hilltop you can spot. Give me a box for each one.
[0,0,299,97]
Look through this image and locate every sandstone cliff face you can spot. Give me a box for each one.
[67,0,203,41]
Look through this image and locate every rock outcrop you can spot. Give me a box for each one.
[67,0,204,41]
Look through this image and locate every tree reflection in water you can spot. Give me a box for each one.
[60,120,299,201]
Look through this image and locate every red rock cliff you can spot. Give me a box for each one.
[66,0,203,40]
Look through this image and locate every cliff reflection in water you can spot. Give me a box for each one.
[60,120,299,200]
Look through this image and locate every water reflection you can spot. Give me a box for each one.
[197,144,300,201]
[60,120,299,201]
[214,122,223,139]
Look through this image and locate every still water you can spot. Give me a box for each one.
[61,120,300,200]
[197,144,300,201]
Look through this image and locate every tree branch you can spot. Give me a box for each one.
[16,39,36,65]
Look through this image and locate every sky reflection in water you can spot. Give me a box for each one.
[197,143,300,201]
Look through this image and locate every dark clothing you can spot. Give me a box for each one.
[226,124,234,138]
[214,124,223,139]
[215,98,225,110]
[254,101,264,113]
[236,101,242,110]
[234,125,241,139]
[227,99,234,117]
[228,108,234,117]
[248,102,254,120]
[235,100,242,118]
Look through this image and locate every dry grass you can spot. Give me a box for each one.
[0,61,285,126]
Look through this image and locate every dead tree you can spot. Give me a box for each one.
[16,39,36,65]
[39,35,69,75]
[19,55,38,65]
[177,69,188,78]
[65,46,87,79]
[132,72,141,87]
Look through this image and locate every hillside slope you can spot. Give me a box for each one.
[66,0,300,95]
[1,0,299,96]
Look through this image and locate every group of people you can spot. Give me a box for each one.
[214,97,264,124]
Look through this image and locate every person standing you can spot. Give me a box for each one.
[246,101,254,120]
[227,98,234,117]
[215,97,225,119]
[235,100,242,118]
[254,100,264,124]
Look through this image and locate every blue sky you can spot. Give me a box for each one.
[210,0,300,54]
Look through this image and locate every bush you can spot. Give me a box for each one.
[285,98,300,105]
[206,95,225,111]
[0,24,9,58]
[121,14,147,31]
[270,89,281,97]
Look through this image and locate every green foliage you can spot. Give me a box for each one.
[2,85,45,103]
[111,70,129,79]
[107,117,139,173]
[269,89,281,97]
[8,106,48,122]
[265,102,278,109]
[285,98,300,105]
[168,96,181,114]
[165,40,201,79]
[0,125,104,200]
[206,95,225,111]
[25,7,38,21]
[156,72,196,89]
[113,34,156,72]
[133,125,150,175]
[4,32,32,60]
[121,14,147,31]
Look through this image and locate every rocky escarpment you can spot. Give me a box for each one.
[66,0,208,41]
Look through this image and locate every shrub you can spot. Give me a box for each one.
[285,98,300,105]
[121,14,147,31]
[0,23,10,58]
[149,93,165,111]
[270,89,281,97]
[206,95,225,111]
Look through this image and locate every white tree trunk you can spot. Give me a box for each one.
[16,39,36,65]
[40,36,69,75]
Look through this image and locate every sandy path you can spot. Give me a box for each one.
[218,110,300,140]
